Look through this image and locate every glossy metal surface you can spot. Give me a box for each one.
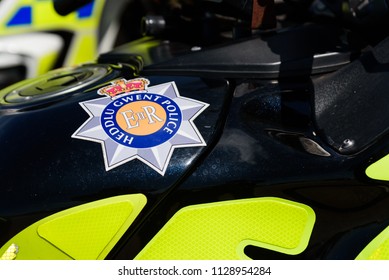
[1,21,389,260]
[0,73,229,248]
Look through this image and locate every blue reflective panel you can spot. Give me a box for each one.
[77,1,95,19]
[7,6,32,26]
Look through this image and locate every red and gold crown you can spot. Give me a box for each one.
[98,78,150,98]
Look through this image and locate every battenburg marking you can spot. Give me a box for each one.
[72,78,209,175]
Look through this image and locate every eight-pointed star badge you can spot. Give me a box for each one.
[72,78,209,175]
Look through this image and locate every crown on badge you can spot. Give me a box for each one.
[98,78,150,98]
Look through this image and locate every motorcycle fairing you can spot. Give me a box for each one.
[0,194,146,260]
[135,197,315,260]
[1,5,389,260]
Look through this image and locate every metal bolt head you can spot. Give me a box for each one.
[341,139,355,149]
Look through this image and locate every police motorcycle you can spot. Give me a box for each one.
[1,0,389,260]
[0,0,134,89]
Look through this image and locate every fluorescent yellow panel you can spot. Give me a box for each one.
[0,0,104,45]
[0,244,19,260]
[32,1,73,26]
[135,197,315,260]
[32,1,103,30]
[356,225,389,260]
[0,194,147,260]
[366,154,389,181]
[38,201,132,259]
[65,33,97,65]
[36,51,59,75]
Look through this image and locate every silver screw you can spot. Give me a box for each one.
[341,139,355,149]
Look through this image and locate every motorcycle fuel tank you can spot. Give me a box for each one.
[1,24,389,260]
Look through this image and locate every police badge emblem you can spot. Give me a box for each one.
[72,78,209,175]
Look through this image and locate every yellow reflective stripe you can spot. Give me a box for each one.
[0,244,19,260]
[0,194,147,260]
[135,197,315,260]
[64,32,97,66]
[366,154,389,181]
[356,225,389,260]
[36,51,60,75]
